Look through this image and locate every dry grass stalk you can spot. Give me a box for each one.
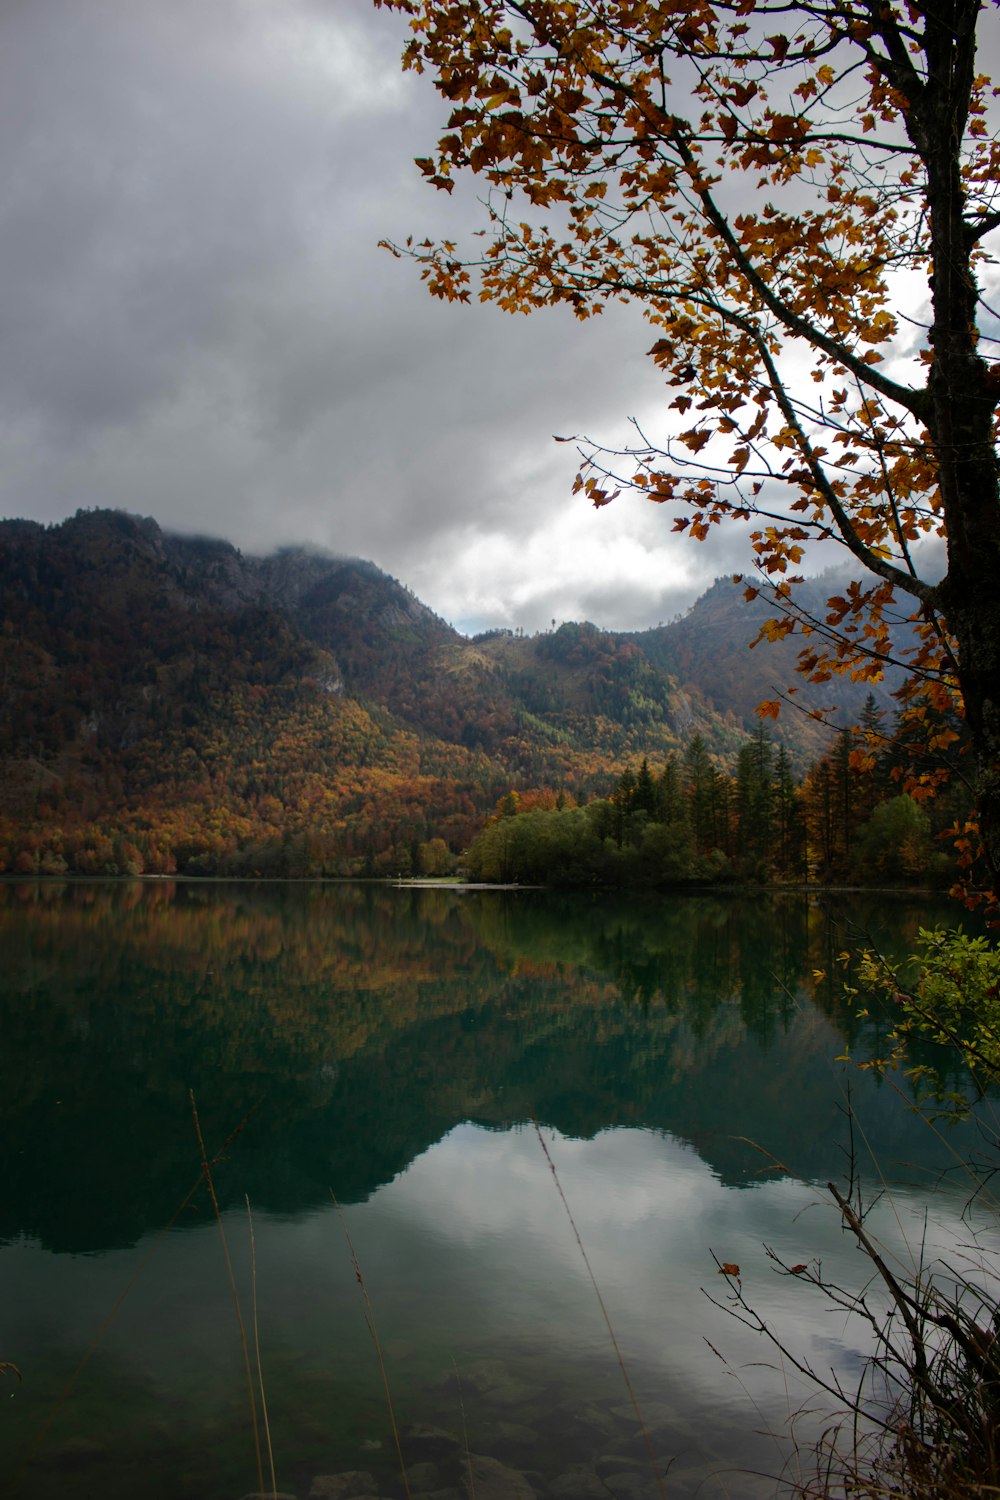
[190,1089,264,1495]
[246,1193,278,1499]
[11,1105,259,1497]
[532,1119,670,1500]
[451,1358,477,1500]
[333,1194,412,1500]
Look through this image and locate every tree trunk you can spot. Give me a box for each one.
[948,584,1000,888]
[909,0,1000,889]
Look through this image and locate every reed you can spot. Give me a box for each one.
[333,1193,412,1500]
[532,1118,670,1500]
[11,1104,260,1497]
[246,1193,278,1499]
[451,1358,478,1500]
[190,1089,264,1497]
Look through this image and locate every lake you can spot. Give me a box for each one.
[0,880,993,1500]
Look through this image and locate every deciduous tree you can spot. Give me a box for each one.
[378,0,1000,889]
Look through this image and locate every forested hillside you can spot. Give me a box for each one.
[0,509,931,879]
[628,576,907,765]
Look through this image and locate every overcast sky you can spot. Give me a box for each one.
[0,0,904,634]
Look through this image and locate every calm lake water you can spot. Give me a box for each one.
[0,880,994,1500]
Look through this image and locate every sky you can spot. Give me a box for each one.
[0,0,946,637]
[0,0,778,636]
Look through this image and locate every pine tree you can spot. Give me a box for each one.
[735,727,775,875]
[773,745,805,880]
[632,757,658,818]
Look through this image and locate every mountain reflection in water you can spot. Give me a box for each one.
[0,880,988,1500]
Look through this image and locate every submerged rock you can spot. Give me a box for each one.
[598,1472,658,1500]
[444,1359,540,1408]
[554,1399,620,1440]
[467,1418,538,1450]
[608,1401,695,1441]
[309,1472,379,1500]
[461,1453,536,1500]
[594,1454,645,1479]
[549,1466,610,1499]
[405,1460,442,1491]
[400,1423,462,1461]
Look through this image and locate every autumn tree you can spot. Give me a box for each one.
[378,0,1000,889]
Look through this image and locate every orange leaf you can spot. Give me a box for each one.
[718,1262,741,1278]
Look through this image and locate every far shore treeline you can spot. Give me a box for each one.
[0,723,967,888]
[463,728,964,889]
[0,509,971,889]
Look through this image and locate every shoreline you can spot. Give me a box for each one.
[0,871,960,898]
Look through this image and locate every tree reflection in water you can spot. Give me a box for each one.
[0,880,985,1500]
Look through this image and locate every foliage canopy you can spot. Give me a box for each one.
[849,924,1000,1101]
[378,0,1000,890]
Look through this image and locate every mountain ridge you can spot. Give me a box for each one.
[0,507,904,876]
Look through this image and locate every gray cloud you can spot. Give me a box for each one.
[0,0,758,629]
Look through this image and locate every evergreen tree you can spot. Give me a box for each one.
[632,757,658,818]
[854,693,890,825]
[735,728,775,874]
[684,736,716,855]
[659,755,687,830]
[773,745,805,879]
[612,765,637,848]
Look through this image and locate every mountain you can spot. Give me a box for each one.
[0,508,900,876]
[629,573,906,764]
